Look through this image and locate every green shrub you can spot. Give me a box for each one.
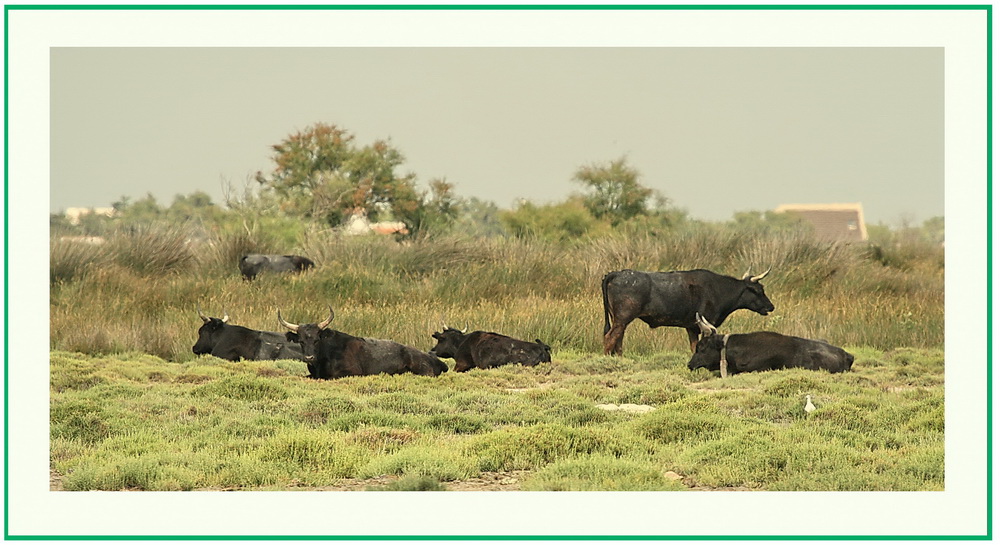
[522,455,684,491]
[465,424,632,472]
[192,375,289,402]
[50,399,115,445]
[357,445,477,481]
[630,402,731,443]
[261,429,361,474]
[295,395,360,425]
[368,474,447,491]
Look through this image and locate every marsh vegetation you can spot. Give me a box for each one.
[50,223,943,491]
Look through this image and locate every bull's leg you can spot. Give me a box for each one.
[686,327,700,353]
[603,319,633,356]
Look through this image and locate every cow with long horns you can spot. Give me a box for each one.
[602,267,775,355]
[192,308,305,362]
[430,322,552,372]
[278,307,448,379]
[687,314,854,375]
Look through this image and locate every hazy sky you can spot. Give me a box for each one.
[51,47,943,224]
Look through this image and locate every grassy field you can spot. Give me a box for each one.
[49,227,944,491]
[50,346,943,491]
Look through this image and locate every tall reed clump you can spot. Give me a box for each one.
[50,239,110,284]
[107,226,196,276]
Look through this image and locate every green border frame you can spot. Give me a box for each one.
[5,3,991,541]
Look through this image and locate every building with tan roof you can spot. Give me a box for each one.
[774,203,868,242]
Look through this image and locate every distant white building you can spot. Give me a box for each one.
[58,235,106,245]
[64,207,116,225]
[774,203,868,242]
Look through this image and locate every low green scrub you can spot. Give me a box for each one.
[522,455,686,491]
[50,347,943,491]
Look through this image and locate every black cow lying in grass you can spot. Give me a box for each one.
[687,314,854,375]
[278,307,448,379]
[239,254,315,281]
[192,309,305,362]
[430,324,552,372]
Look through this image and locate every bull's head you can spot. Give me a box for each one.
[740,266,771,283]
[688,313,726,371]
[534,339,553,362]
[192,308,230,355]
[197,307,229,324]
[439,317,469,334]
[695,313,717,337]
[278,306,335,363]
[430,324,470,359]
[737,266,775,316]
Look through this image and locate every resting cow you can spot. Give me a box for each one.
[602,267,775,355]
[192,309,305,362]
[430,324,551,372]
[278,307,448,379]
[687,314,854,375]
[239,254,315,280]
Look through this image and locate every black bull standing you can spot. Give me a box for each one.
[602,267,775,355]
[687,314,854,375]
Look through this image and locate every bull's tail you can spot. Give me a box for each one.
[602,272,616,336]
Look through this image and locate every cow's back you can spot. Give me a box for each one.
[212,324,262,361]
[607,269,704,326]
[799,338,854,372]
[239,254,268,279]
[465,332,549,368]
[240,254,314,279]
[255,330,305,360]
[358,338,446,376]
[729,332,853,373]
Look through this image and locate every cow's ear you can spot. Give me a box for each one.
[285,332,299,342]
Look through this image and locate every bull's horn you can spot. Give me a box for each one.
[695,313,717,337]
[441,315,449,331]
[741,266,753,281]
[277,310,298,332]
[197,306,210,323]
[750,267,772,282]
[318,306,335,330]
[461,322,469,334]
[221,309,230,323]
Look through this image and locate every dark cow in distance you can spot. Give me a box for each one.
[278,307,448,379]
[239,254,315,281]
[687,314,854,375]
[430,324,552,372]
[192,309,305,362]
[602,267,775,355]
